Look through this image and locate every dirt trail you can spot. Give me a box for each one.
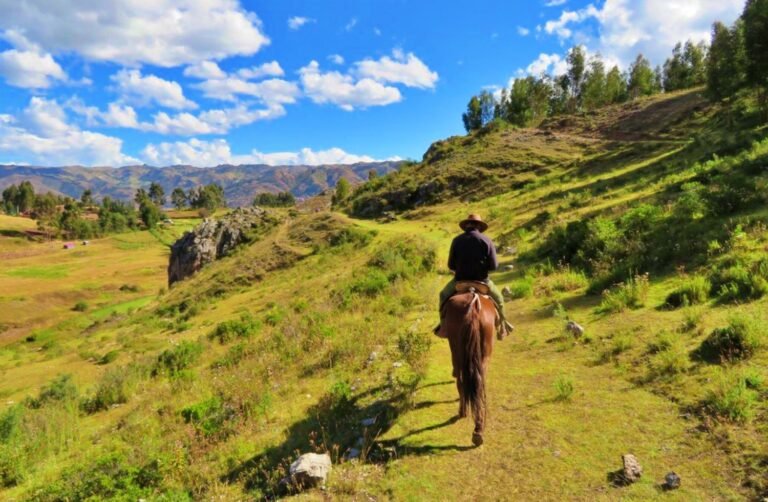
[356,216,744,501]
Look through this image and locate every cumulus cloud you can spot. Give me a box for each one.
[194,77,300,104]
[0,49,66,88]
[112,69,197,110]
[287,16,314,30]
[0,0,269,67]
[354,49,439,89]
[328,54,345,65]
[70,98,285,136]
[299,61,401,111]
[183,61,226,80]
[542,0,743,65]
[517,26,531,36]
[545,0,567,6]
[236,61,284,80]
[141,138,389,167]
[522,53,569,77]
[0,97,137,166]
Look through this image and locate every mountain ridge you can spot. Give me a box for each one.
[0,161,403,207]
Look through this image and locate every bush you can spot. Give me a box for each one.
[208,313,261,344]
[711,257,768,303]
[507,277,534,298]
[664,275,711,308]
[598,273,650,313]
[27,374,78,408]
[328,227,374,247]
[368,238,436,280]
[348,269,390,297]
[181,397,235,437]
[211,342,255,369]
[704,372,759,422]
[553,375,575,401]
[698,314,766,362]
[154,341,203,377]
[72,301,88,312]
[98,350,120,365]
[397,331,432,371]
[82,365,145,413]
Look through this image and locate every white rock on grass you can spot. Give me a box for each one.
[286,452,332,490]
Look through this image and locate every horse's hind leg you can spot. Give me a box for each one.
[457,378,467,418]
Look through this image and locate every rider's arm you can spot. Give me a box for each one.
[447,238,457,272]
[487,240,499,271]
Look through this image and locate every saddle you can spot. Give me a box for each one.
[454,280,491,296]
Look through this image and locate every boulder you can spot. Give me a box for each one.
[566,321,585,338]
[622,454,643,483]
[285,452,332,490]
[663,472,681,490]
[167,207,268,286]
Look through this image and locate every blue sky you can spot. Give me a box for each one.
[0,0,745,167]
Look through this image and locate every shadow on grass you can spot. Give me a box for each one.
[224,379,465,496]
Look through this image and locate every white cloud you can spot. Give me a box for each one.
[183,61,226,80]
[355,49,439,89]
[236,61,284,80]
[0,0,269,67]
[542,0,743,65]
[525,53,569,76]
[0,97,137,166]
[545,0,567,6]
[299,61,401,111]
[112,69,197,110]
[373,27,382,36]
[517,26,531,36]
[194,77,300,104]
[140,138,389,167]
[328,54,345,65]
[345,18,358,31]
[288,16,314,30]
[0,49,66,88]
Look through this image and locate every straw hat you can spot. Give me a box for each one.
[459,214,488,232]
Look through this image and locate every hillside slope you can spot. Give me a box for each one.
[1,89,767,500]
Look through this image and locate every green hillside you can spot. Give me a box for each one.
[1,88,767,500]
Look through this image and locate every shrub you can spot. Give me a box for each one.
[181,397,235,437]
[27,374,78,408]
[328,227,374,247]
[711,257,768,303]
[72,301,88,312]
[368,238,436,280]
[507,277,534,299]
[704,372,759,422]
[598,273,650,313]
[98,350,120,365]
[553,375,575,401]
[698,314,766,362]
[82,364,146,413]
[397,331,432,371]
[208,313,261,344]
[264,306,286,326]
[348,269,390,297]
[212,342,255,369]
[664,275,711,308]
[649,336,690,377]
[154,341,203,377]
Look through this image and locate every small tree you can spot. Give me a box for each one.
[171,187,187,210]
[581,56,607,110]
[707,20,747,100]
[333,178,351,206]
[80,189,94,207]
[605,65,628,103]
[628,54,658,98]
[148,182,165,207]
[462,95,483,132]
[743,0,768,111]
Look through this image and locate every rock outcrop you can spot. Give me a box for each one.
[167,207,269,286]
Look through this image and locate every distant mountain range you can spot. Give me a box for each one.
[0,162,402,207]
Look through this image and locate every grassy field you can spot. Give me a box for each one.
[1,89,767,500]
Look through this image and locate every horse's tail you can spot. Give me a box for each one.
[460,294,486,424]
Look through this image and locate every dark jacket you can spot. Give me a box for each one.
[447,229,498,282]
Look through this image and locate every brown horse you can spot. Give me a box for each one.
[441,290,497,446]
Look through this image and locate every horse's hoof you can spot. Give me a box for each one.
[472,432,484,446]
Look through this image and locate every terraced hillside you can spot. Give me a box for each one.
[1,88,767,500]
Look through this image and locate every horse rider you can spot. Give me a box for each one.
[435,214,513,338]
